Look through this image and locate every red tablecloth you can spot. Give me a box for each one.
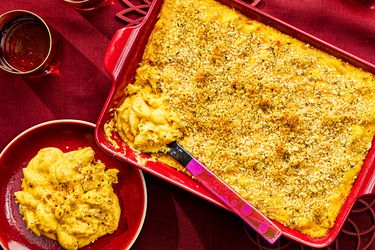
[1,0,375,249]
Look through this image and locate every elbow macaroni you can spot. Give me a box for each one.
[114,80,182,153]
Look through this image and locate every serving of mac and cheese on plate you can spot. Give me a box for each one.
[0,120,147,250]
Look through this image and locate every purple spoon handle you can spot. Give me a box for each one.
[167,142,282,244]
[186,158,282,244]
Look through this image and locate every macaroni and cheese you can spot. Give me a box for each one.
[14,147,120,250]
[108,0,375,237]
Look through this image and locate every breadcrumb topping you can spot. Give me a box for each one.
[111,0,375,237]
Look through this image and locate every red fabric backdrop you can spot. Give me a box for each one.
[0,0,374,249]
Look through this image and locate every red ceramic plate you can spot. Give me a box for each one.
[0,119,147,250]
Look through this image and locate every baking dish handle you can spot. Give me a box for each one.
[104,26,141,82]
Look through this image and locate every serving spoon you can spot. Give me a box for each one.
[166,141,282,244]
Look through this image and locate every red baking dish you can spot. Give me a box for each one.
[95,0,375,247]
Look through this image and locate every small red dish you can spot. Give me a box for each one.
[0,119,147,250]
